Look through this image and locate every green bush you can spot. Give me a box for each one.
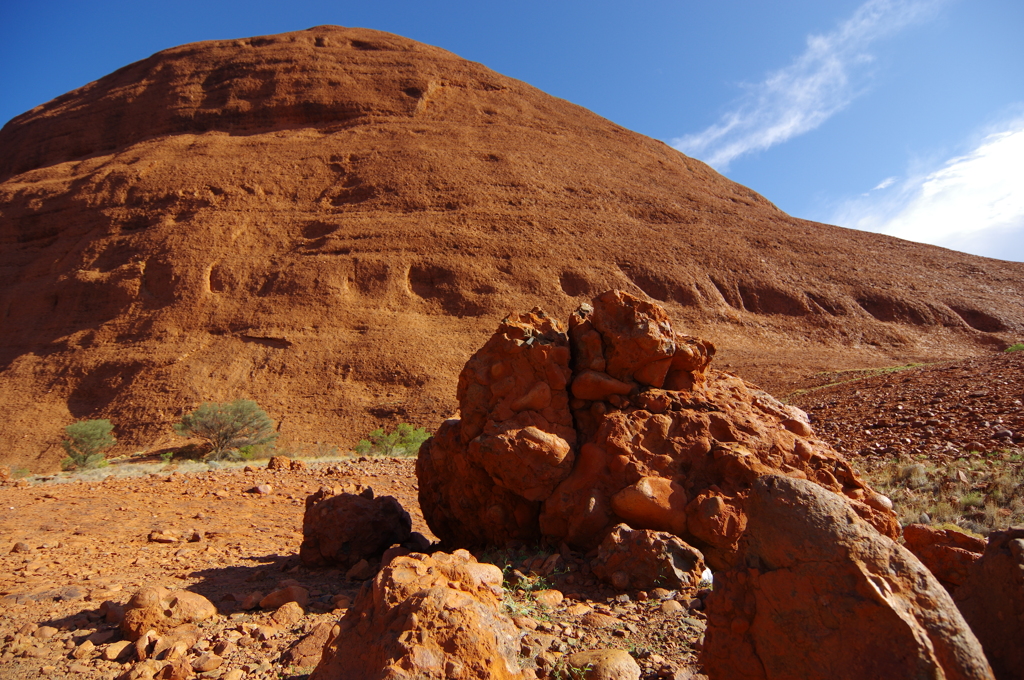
[1005,343,1024,353]
[61,419,116,470]
[173,399,277,461]
[354,423,430,457]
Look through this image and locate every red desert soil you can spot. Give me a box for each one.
[0,458,709,680]
[1,26,1023,472]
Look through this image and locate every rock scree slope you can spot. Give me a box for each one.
[2,25,1023,471]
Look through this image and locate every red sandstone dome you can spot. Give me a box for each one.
[1,26,1022,470]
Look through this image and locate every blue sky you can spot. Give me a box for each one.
[2,0,1022,261]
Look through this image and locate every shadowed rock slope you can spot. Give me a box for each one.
[2,26,1023,470]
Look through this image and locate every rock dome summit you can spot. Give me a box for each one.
[1,25,1023,470]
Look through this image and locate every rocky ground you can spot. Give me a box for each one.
[0,457,708,680]
[788,349,1024,531]
[2,349,1021,680]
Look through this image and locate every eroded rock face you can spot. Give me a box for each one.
[300,487,412,568]
[418,291,898,569]
[591,524,705,593]
[417,309,576,546]
[902,523,986,592]
[953,527,1024,680]
[701,476,993,680]
[310,550,527,680]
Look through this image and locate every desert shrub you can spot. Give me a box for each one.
[354,423,430,457]
[173,399,277,461]
[61,419,116,470]
[1004,342,1024,353]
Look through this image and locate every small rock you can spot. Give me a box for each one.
[102,640,134,661]
[148,531,178,544]
[513,616,539,630]
[581,611,622,629]
[72,640,96,660]
[240,591,263,610]
[565,648,642,680]
[660,600,684,614]
[11,541,32,554]
[565,603,593,617]
[271,601,305,627]
[222,670,246,680]
[259,586,308,609]
[87,629,117,645]
[254,624,280,641]
[68,662,91,674]
[651,588,675,601]
[345,558,376,581]
[192,652,224,672]
[331,593,352,610]
[251,484,273,495]
[33,626,58,639]
[534,589,564,608]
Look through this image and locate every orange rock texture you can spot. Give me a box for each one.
[418,291,899,570]
[2,26,1023,471]
[701,476,993,680]
[310,549,527,680]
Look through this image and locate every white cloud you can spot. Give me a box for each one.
[829,116,1024,262]
[873,176,897,190]
[672,0,943,170]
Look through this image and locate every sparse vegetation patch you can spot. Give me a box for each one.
[173,399,278,461]
[61,419,116,470]
[859,449,1024,534]
[354,423,430,457]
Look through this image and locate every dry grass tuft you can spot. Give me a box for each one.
[859,447,1024,534]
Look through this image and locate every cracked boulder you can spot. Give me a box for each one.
[701,475,993,680]
[310,550,528,680]
[417,291,898,572]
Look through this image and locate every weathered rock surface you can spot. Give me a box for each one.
[3,26,1023,474]
[310,549,527,680]
[419,291,899,570]
[300,486,412,568]
[701,475,993,680]
[591,524,705,593]
[121,587,217,641]
[417,309,575,545]
[953,527,1024,680]
[902,523,985,592]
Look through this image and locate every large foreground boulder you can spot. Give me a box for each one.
[418,291,898,569]
[300,486,412,568]
[953,527,1024,680]
[310,550,527,680]
[701,476,993,680]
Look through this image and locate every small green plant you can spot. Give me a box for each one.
[11,466,31,479]
[1004,343,1024,353]
[959,492,985,509]
[61,419,116,470]
[354,423,430,457]
[160,451,174,464]
[550,660,593,680]
[173,399,278,461]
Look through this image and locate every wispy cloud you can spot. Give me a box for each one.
[829,115,1024,261]
[673,0,943,170]
[873,176,897,190]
